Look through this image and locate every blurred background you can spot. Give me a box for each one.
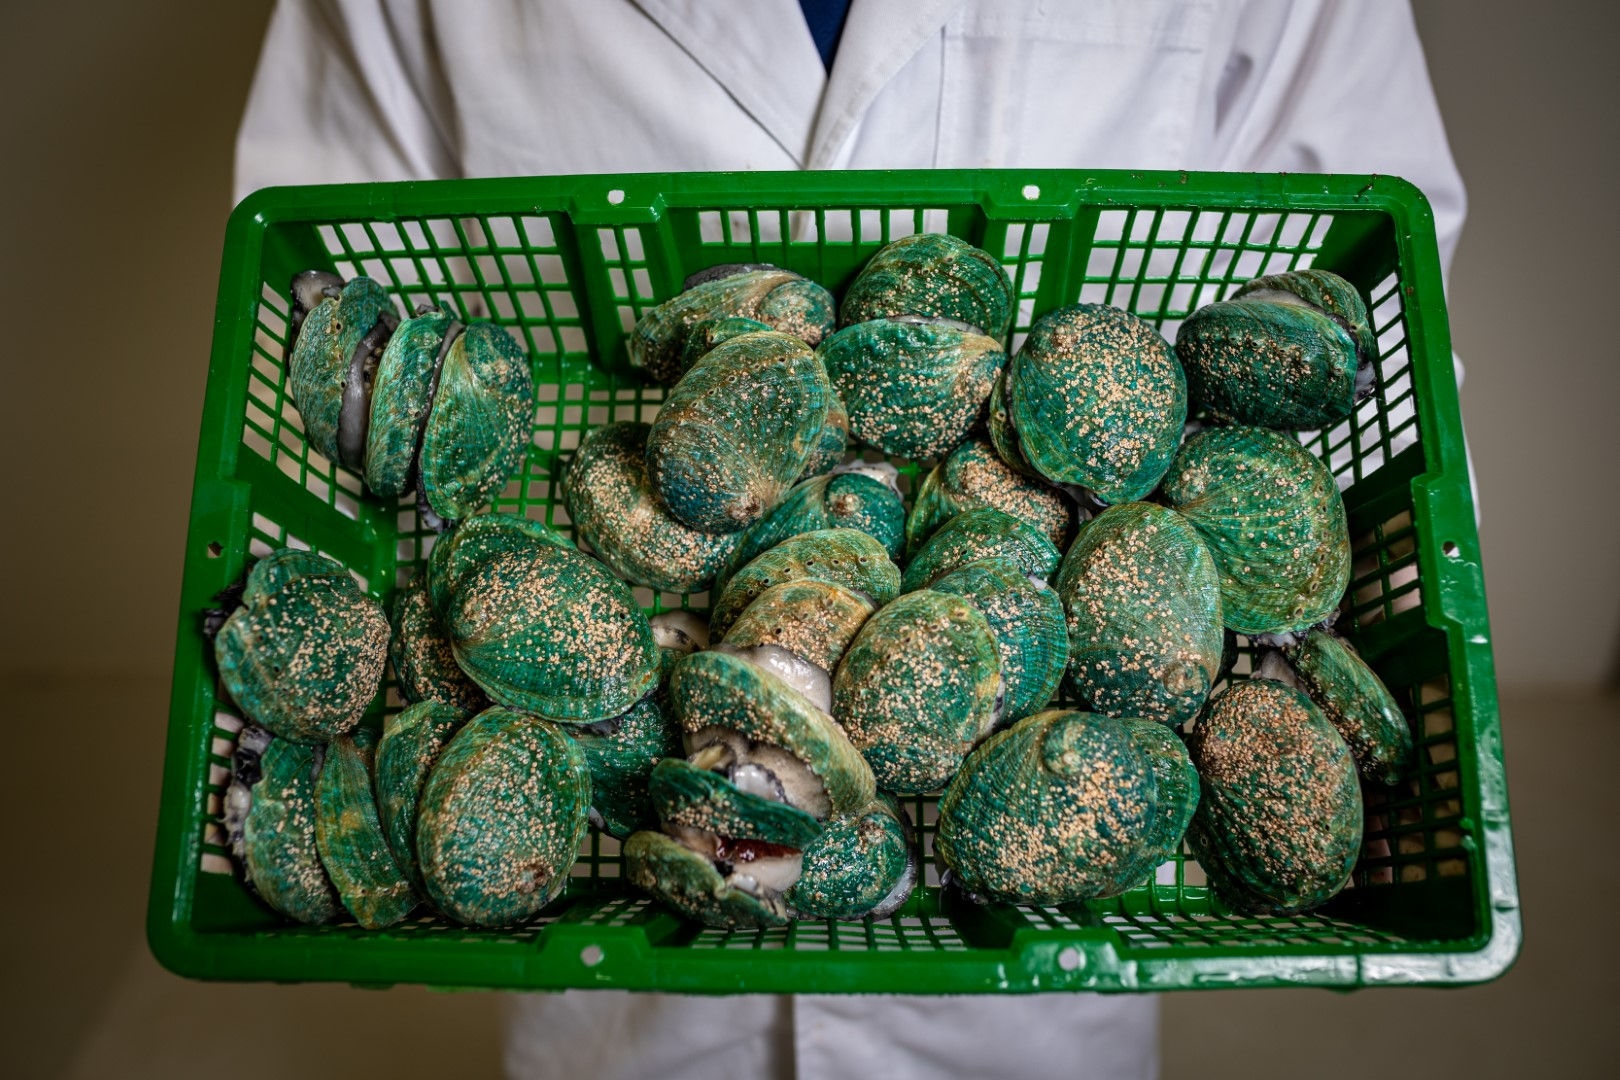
[1,1,1614,1076]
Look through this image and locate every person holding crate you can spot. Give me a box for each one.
[234,1,1465,1076]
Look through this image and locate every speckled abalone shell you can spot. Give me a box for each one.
[425,509,572,618]
[1185,679,1363,915]
[669,649,876,816]
[365,303,456,496]
[1053,502,1224,726]
[906,436,1076,558]
[722,579,876,674]
[1005,304,1187,503]
[710,528,900,641]
[1285,630,1412,785]
[1160,426,1350,636]
[390,570,489,713]
[930,558,1067,725]
[241,737,343,924]
[817,318,1004,460]
[900,507,1061,593]
[443,537,660,722]
[415,707,592,927]
[648,757,824,849]
[1120,717,1200,883]
[288,276,397,464]
[788,796,916,920]
[832,589,1002,794]
[677,315,774,373]
[839,233,1014,338]
[803,381,851,477]
[718,470,907,588]
[624,829,793,929]
[214,548,389,743]
[1174,269,1372,429]
[315,732,419,928]
[570,658,684,839]
[417,322,534,524]
[629,267,836,385]
[565,421,742,593]
[374,701,468,894]
[647,331,832,534]
[935,709,1159,904]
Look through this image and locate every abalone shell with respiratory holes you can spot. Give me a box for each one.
[365,303,457,497]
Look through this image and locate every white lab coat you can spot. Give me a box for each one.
[235,3,1465,1077]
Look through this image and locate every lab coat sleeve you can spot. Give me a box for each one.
[234,0,459,203]
[1212,0,1466,274]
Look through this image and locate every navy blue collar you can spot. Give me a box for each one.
[798,0,854,71]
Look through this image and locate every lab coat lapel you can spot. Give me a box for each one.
[630,0,825,165]
[807,0,966,167]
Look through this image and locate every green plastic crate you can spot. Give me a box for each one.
[148,169,1518,993]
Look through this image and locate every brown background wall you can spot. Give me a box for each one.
[0,2,1615,1077]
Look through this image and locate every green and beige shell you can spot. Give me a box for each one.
[1185,679,1363,915]
[648,756,824,849]
[315,731,419,928]
[709,528,901,641]
[721,579,876,675]
[788,796,916,920]
[1001,304,1186,503]
[1053,503,1224,726]
[214,548,389,743]
[935,709,1160,904]
[425,509,573,617]
[906,436,1076,558]
[1174,269,1375,430]
[416,707,592,927]
[817,317,1004,460]
[287,275,398,466]
[1161,426,1350,636]
[417,322,535,524]
[832,589,1003,794]
[718,465,907,586]
[1282,630,1412,785]
[647,331,835,534]
[374,701,469,894]
[901,506,1061,593]
[930,558,1067,724]
[624,828,794,929]
[230,729,343,924]
[839,233,1014,339]
[565,421,742,592]
[390,570,489,713]
[629,266,836,385]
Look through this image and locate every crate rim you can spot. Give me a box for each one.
[149,168,1520,993]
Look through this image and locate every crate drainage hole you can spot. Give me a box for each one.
[606,190,625,205]
[207,541,223,558]
[1442,541,1460,558]
[580,944,604,967]
[1022,184,1041,200]
[1058,947,1083,972]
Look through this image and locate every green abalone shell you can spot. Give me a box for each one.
[1119,717,1199,884]
[647,331,832,534]
[564,421,742,593]
[709,528,900,641]
[839,233,1014,338]
[934,709,1158,904]
[1053,502,1224,726]
[669,650,876,817]
[718,467,907,587]
[443,538,660,722]
[374,701,469,894]
[214,548,389,743]
[365,303,457,496]
[930,558,1067,725]
[1285,630,1412,786]
[570,672,684,839]
[315,732,419,928]
[788,796,916,920]
[287,276,398,465]
[677,315,774,373]
[832,589,1002,794]
[722,579,876,675]
[624,829,793,929]
[1185,679,1363,915]
[629,267,836,385]
[417,322,534,524]
[905,436,1076,558]
[900,507,1061,593]
[415,707,592,927]
[1160,426,1350,636]
[240,736,343,924]
[425,509,573,618]
[648,757,824,849]
[1174,269,1373,430]
[389,570,489,713]
[1004,304,1186,503]
[817,317,1004,460]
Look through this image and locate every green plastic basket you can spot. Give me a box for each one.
[148,169,1518,993]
